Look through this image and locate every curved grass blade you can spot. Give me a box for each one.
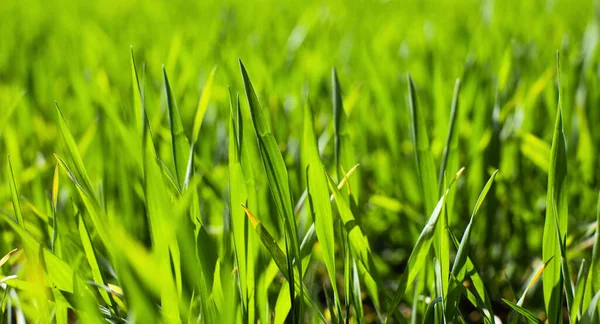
[502,299,541,324]
[385,167,465,320]
[542,51,568,324]
[239,59,302,321]
[130,47,145,136]
[241,205,326,323]
[191,66,217,144]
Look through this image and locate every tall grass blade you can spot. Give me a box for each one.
[542,51,568,324]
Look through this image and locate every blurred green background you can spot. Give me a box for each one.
[1,0,600,321]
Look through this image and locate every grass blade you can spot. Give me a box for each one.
[542,51,568,324]
[239,59,303,321]
[7,156,24,226]
[163,66,191,191]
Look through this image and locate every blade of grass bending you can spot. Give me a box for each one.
[241,205,326,323]
[542,51,568,324]
[502,299,541,324]
[239,59,303,321]
[7,156,24,226]
[163,66,191,191]
[570,259,589,323]
[385,167,465,320]
[438,79,461,188]
[303,95,341,316]
[506,257,553,324]
[326,171,383,316]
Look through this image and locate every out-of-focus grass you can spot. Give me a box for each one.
[1,0,600,322]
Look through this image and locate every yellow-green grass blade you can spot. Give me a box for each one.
[452,170,498,276]
[51,163,59,252]
[570,259,589,323]
[242,205,326,322]
[591,191,600,294]
[228,88,251,315]
[542,51,568,324]
[55,102,95,198]
[163,66,191,191]
[438,79,461,189]
[142,120,181,322]
[302,96,341,314]
[502,299,541,324]
[191,66,218,145]
[7,155,24,226]
[332,68,358,202]
[78,214,112,307]
[130,47,144,136]
[326,172,382,315]
[581,291,600,324]
[386,167,464,320]
[239,59,303,321]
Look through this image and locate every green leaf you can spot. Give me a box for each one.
[502,298,541,324]
[386,167,464,320]
[570,259,589,323]
[163,66,191,191]
[303,96,341,313]
[7,155,24,226]
[438,79,461,188]
[581,291,600,324]
[452,170,498,276]
[239,60,303,321]
[542,52,568,324]
[591,191,600,294]
[78,214,112,307]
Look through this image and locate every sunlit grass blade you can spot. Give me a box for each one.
[163,66,191,191]
[386,167,464,320]
[580,291,600,324]
[51,163,59,252]
[130,46,145,136]
[192,66,217,145]
[502,298,541,324]
[7,155,24,226]
[239,59,303,321]
[570,259,589,323]
[78,214,112,307]
[591,191,600,294]
[542,51,568,324]
[438,78,461,188]
[228,87,251,317]
[332,68,358,201]
[303,95,341,315]
[241,205,326,322]
[452,170,498,276]
[55,102,95,197]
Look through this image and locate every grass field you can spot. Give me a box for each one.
[1,0,600,322]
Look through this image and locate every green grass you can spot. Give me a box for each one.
[1,0,600,322]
